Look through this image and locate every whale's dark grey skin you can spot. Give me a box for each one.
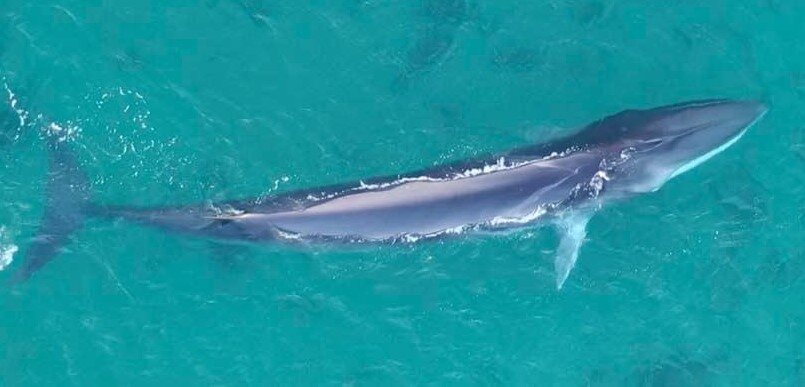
[15,100,767,288]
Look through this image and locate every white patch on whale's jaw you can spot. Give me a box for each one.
[667,128,749,181]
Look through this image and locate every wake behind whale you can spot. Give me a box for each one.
[13,98,767,288]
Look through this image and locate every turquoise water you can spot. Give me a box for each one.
[0,0,803,385]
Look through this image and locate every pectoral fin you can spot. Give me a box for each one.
[553,213,592,290]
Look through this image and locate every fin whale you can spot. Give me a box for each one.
[14,99,767,288]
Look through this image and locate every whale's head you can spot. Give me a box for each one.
[590,99,767,194]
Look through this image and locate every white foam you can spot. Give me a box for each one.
[46,121,82,142]
[489,205,549,226]
[453,157,510,178]
[397,224,470,243]
[3,82,29,128]
[271,176,290,191]
[0,227,18,271]
[0,245,16,271]
[585,170,611,197]
[275,229,303,241]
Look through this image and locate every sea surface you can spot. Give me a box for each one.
[0,1,803,385]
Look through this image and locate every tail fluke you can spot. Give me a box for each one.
[13,134,91,283]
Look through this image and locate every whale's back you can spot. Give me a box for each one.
[252,152,602,240]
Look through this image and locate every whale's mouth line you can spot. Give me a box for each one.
[667,107,766,180]
[668,127,749,180]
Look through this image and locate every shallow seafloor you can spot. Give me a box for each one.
[0,1,803,385]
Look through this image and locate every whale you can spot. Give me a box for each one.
[14,99,767,288]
